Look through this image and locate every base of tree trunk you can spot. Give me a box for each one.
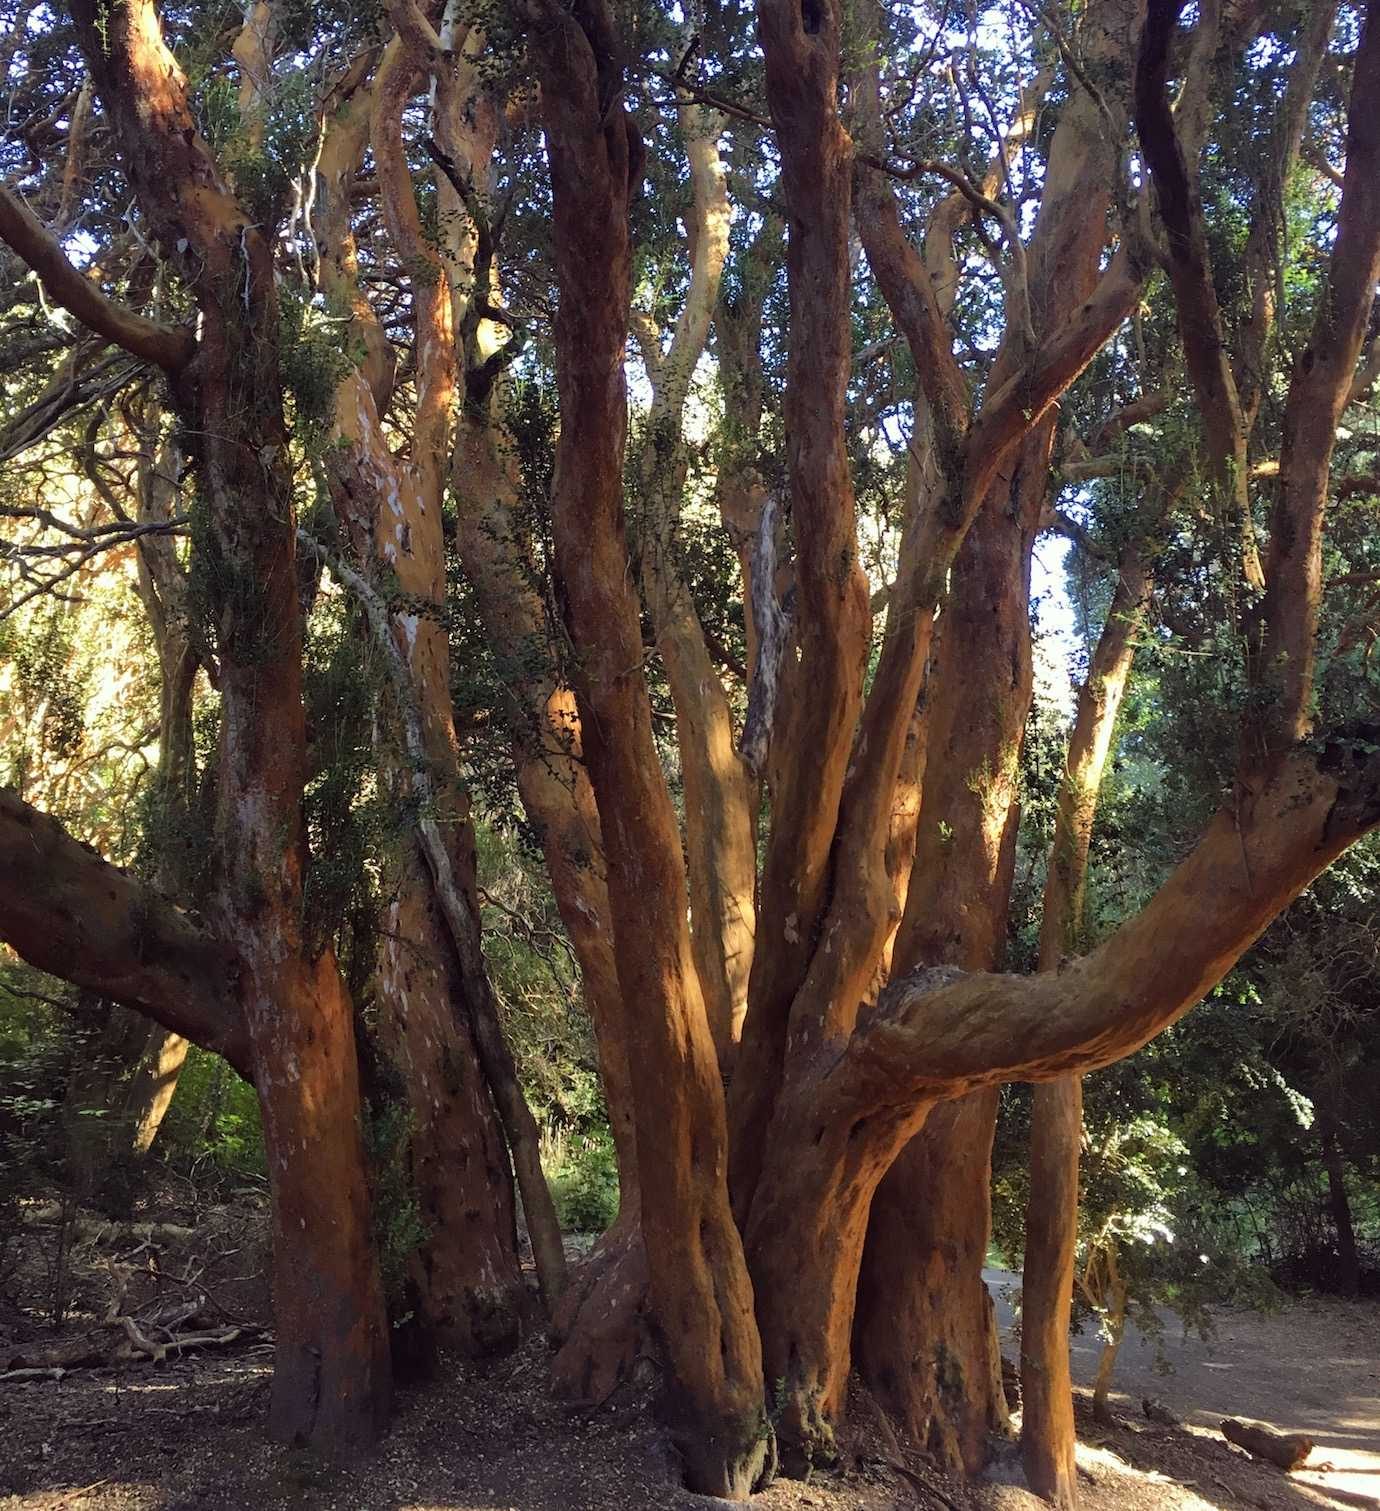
[550,1210,650,1404]
[771,1379,839,1479]
[551,1212,775,1498]
[267,1335,391,1452]
[667,1400,776,1499]
[254,954,393,1454]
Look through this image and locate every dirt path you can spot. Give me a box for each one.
[986,1269,1380,1508]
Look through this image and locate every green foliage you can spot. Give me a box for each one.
[543,1126,619,1234]
[475,822,601,1121]
[279,290,356,442]
[184,485,268,666]
[157,1047,267,1181]
[196,69,318,230]
[301,596,398,959]
[2,609,89,790]
[0,971,72,1267]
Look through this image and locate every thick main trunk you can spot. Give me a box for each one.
[531,11,768,1491]
[854,1091,1007,1473]
[847,13,1143,1464]
[252,949,391,1447]
[748,1091,935,1473]
[855,422,1045,1468]
[215,473,391,1449]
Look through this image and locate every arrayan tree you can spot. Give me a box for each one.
[1,0,1379,1501]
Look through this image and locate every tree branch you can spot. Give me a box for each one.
[846,731,1380,1103]
[0,187,195,371]
[0,788,249,1075]
[1134,0,1261,586]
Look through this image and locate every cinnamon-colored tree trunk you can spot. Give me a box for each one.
[1021,555,1147,1506]
[63,0,391,1446]
[527,2,770,1493]
[855,424,1050,1471]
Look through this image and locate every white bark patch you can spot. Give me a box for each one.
[740,489,790,778]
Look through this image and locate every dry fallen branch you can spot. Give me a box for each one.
[118,1317,248,1363]
[22,1206,197,1245]
[5,1312,260,1375]
[1221,1418,1314,1470]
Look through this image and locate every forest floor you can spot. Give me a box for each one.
[1,1199,1376,1511]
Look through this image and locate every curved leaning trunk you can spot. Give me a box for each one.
[744,703,1380,1469]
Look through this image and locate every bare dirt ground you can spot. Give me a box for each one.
[987,1268,1380,1511]
[1,1210,1375,1511]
